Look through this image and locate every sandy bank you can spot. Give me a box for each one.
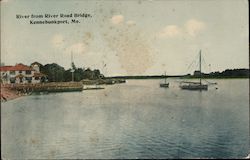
[1,86,22,102]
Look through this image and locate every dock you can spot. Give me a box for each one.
[6,82,83,93]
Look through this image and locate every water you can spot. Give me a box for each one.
[1,79,249,159]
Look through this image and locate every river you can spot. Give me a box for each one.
[1,79,249,159]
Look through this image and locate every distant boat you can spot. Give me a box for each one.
[160,72,169,88]
[180,50,208,91]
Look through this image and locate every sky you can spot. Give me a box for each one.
[1,0,249,76]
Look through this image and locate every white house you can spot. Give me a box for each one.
[0,63,47,84]
[30,61,42,72]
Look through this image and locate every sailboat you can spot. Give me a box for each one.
[160,72,169,88]
[179,50,208,91]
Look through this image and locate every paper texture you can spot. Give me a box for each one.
[1,0,249,159]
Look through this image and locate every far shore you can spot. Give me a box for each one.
[180,77,249,79]
[105,76,249,79]
[1,76,248,102]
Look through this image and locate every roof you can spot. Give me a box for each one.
[0,66,13,71]
[31,62,43,66]
[0,64,34,71]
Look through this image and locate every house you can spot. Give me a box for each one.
[30,61,42,72]
[193,70,201,76]
[0,63,47,84]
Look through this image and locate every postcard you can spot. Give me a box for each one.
[1,0,249,159]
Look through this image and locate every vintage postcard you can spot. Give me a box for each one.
[1,0,249,159]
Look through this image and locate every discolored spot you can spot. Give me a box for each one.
[103,24,154,75]
[30,138,39,144]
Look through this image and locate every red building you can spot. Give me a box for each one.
[0,63,47,84]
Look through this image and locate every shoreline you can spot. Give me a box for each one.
[1,86,23,102]
[106,76,249,80]
[1,77,247,102]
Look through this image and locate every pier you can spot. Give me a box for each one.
[5,82,83,93]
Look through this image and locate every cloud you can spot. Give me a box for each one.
[157,25,182,38]
[185,19,206,37]
[157,19,206,38]
[65,43,86,55]
[110,15,124,25]
[110,15,135,27]
[51,34,64,48]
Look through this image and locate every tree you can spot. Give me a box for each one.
[71,62,76,70]
[40,63,104,82]
[40,63,65,82]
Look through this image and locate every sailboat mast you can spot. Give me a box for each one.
[165,71,166,84]
[71,52,74,82]
[199,50,201,85]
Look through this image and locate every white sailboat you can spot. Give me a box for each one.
[160,71,169,88]
[180,50,208,91]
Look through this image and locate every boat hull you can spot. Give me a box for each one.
[160,83,169,88]
[180,84,208,90]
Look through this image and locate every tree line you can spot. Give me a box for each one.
[189,68,249,78]
[40,63,103,82]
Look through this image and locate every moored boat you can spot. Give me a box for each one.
[180,81,207,90]
[160,72,169,88]
[179,50,208,91]
[160,83,169,88]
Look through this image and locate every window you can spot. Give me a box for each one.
[26,70,31,75]
[10,77,15,83]
[35,77,40,80]
[10,71,15,75]
[19,70,22,73]
[25,77,32,83]
[25,77,32,80]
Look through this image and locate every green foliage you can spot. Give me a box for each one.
[40,63,103,82]
[74,68,85,81]
[40,63,65,82]
[71,62,76,70]
[64,68,86,82]
[64,69,72,82]
[189,68,249,78]
[82,68,101,80]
